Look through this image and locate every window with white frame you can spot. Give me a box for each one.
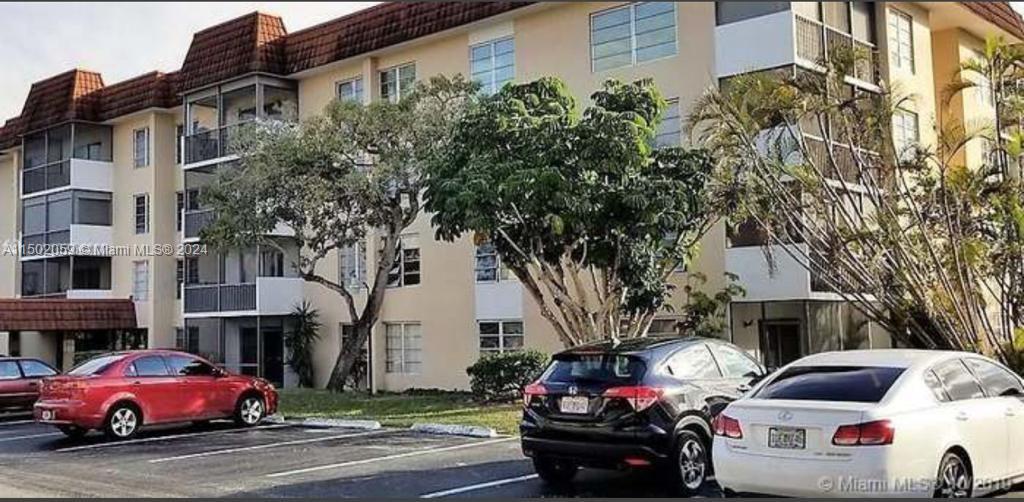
[470,37,514,95]
[892,109,919,160]
[339,240,366,289]
[385,322,422,373]
[175,124,183,164]
[176,191,184,232]
[133,127,149,168]
[887,9,914,73]
[474,243,514,282]
[176,259,184,300]
[337,77,364,103]
[478,320,524,354]
[380,63,416,103]
[134,194,149,234]
[654,98,681,148]
[132,260,149,301]
[387,234,421,287]
[590,2,677,72]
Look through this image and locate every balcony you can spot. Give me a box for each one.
[794,15,878,85]
[183,276,304,317]
[22,158,114,197]
[184,124,243,166]
[727,243,845,302]
[184,209,216,240]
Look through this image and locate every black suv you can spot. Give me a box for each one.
[520,336,766,495]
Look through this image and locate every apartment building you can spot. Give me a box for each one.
[0,2,1019,390]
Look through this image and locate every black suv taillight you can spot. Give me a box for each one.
[602,386,664,412]
[523,382,547,407]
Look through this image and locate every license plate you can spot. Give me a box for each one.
[559,396,590,414]
[41,410,55,421]
[768,427,806,449]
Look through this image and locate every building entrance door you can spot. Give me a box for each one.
[762,321,802,369]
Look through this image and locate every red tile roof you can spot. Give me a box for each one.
[179,12,287,91]
[1,1,1021,151]
[0,299,137,331]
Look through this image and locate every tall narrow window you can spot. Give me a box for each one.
[474,243,513,282]
[591,2,677,72]
[387,234,421,287]
[132,260,149,301]
[176,191,184,232]
[470,37,514,95]
[892,109,919,160]
[654,98,681,148]
[380,63,416,103]
[337,77,364,103]
[888,9,914,73]
[175,124,183,164]
[134,194,149,234]
[133,127,150,168]
[385,322,422,374]
[340,240,366,289]
[176,259,184,300]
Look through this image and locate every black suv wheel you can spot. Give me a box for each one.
[669,430,710,496]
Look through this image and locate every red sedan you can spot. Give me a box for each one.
[34,350,278,440]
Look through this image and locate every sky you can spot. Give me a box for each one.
[0,2,378,120]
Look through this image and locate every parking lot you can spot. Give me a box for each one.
[0,414,717,498]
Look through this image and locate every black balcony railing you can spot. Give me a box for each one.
[22,160,71,195]
[184,123,246,165]
[795,15,878,84]
[184,283,256,313]
[184,209,216,239]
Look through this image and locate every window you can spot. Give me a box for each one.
[892,109,919,160]
[18,360,56,378]
[132,356,169,377]
[176,191,184,231]
[133,127,149,168]
[134,194,149,234]
[176,259,184,300]
[545,354,646,384]
[965,358,1024,397]
[69,354,126,376]
[175,124,183,164]
[474,243,512,282]
[976,68,994,107]
[888,9,914,73]
[933,360,984,401]
[923,370,950,402]
[385,322,422,374]
[260,249,285,277]
[337,77,364,103]
[591,2,677,72]
[380,63,416,103]
[648,318,680,336]
[470,37,514,95]
[132,260,149,301]
[716,2,788,26]
[340,240,366,289]
[709,344,762,378]
[74,191,112,226]
[0,361,20,380]
[664,344,721,380]
[387,234,421,287]
[754,366,905,403]
[166,355,217,377]
[654,98,681,148]
[478,320,524,354]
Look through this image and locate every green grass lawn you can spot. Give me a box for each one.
[277,389,522,435]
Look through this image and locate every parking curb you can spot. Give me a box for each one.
[298,418,383,430]
[409,423,498,438]
[263,414,287,424]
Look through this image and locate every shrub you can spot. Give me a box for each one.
[466,350,548,402]
[286,301,322,388]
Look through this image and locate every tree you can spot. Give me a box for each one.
[425,77,717,347]
[201,75,480,391]
[688,45,1024,364]
[676,272,745,339]
[286,301,322,388]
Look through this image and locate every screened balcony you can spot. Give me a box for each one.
[183,76,297,166]
[22,123,113,195]
[182,240,303,316]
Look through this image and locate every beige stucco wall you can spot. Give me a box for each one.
[0,150,17,298]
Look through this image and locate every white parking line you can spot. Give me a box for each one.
[56,423,292,453]
[420,474,539,498]
[149,429,390,463]
[0,432,62,443]
[0,419,35,427]
[266,436,519,478]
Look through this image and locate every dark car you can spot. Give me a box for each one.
[520,336,766,495]
[34,350,278,440]
[0,357,59,412]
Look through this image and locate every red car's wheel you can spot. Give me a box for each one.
[104,403,141,440]
[234,395,265,427]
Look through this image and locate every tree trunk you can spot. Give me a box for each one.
[326,320,372,391]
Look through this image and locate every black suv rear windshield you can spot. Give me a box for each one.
[543,354,646,385]
[753,366,905,403]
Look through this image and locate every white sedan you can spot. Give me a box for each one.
[713,349,1024,498]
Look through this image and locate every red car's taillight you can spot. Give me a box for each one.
[523,382,547,407]
[713,414,744,439]
[832,419,894,446]
[602,386,664,412]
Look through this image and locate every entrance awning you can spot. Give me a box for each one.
[0,299,137,331]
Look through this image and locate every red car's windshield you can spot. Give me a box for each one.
[68,355,127,376]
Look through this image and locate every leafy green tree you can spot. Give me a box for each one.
[286,301,322,388]
[676,272,745,339]
[201,76,479,391]
[426,77,717,347]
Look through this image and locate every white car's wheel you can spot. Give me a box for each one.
[934,451,972,498]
